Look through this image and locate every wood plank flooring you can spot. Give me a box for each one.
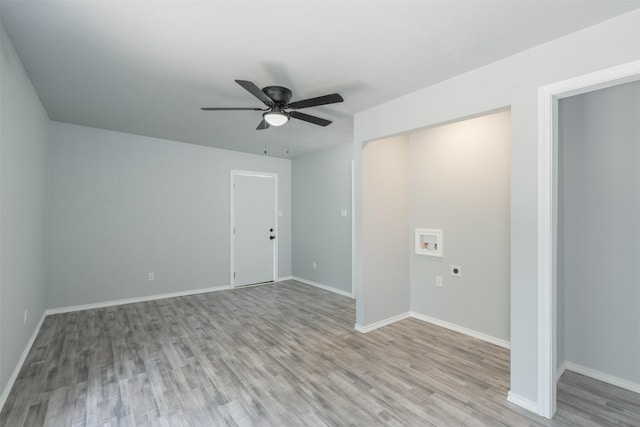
[1,280,638,426]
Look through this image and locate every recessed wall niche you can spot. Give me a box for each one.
[362,109,511,342]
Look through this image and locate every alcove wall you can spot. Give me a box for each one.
[361,135,411,325]
[409,110,511,343]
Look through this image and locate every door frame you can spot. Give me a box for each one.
[536,60,640,419]
[229,170,278,288]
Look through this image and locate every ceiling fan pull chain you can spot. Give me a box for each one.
[286,125,290,155]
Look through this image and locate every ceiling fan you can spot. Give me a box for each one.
[202,80,344,130]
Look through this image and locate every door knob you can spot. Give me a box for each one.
[270,235,276,240]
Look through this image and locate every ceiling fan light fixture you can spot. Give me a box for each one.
[263,111,289,127]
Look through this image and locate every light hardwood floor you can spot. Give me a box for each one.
[1,280,638,426]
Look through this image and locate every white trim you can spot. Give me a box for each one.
[537,60,640,419]
[276,276,293,282]
[230,171,235,288]
[0,312,46,412]
[354,312,411,333]
[410,312,510,349]
[557,361,567,382]
[292,276,354,298]
[537,79,557,419]
[507,391,538,414]
[231,281,275,290]
[564,362,640,394]
[230,170,279,289]
[45,286,230,315]
[351,160,356,299]
[352,310,511,348]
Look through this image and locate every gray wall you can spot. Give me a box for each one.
[361,135,410,325]
[353,10,640,404]
[0,22,50,393]
[557,130,566,369]
[558,81,640,384]
[409,110,511,342]
[292,143,352,294]
[46,122,292,308]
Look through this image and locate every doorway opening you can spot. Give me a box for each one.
[537,60,640,419]
[556,78,640,407]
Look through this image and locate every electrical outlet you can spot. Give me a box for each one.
[436,276,443,287]
[312,262,317,270]
[23,309,28,325]
[147,272,155,282]
[450,265,462,277]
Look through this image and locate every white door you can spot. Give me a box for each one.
[231,171,277,287]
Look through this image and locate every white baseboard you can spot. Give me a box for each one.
[291,276,354,299]
[352,311,512,349]
[564,361,640,394]
[0,311,46,412]
[409,312,511,349]
[354,312,411,333]
[507,391,538,414]
[277,276,293,282]
[46,285,230,315]
[557,361,567,382]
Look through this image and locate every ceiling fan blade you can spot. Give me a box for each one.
[201,107,265,111]
[235,80,274,106]
[290,111,332,127]
[287,93,343,110]
[256,118,270,130]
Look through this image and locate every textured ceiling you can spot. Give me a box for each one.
[1,1,638,158]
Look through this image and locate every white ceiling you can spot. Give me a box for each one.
[1,1,638,158]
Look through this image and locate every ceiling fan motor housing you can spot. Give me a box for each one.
[262,86,293,105]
